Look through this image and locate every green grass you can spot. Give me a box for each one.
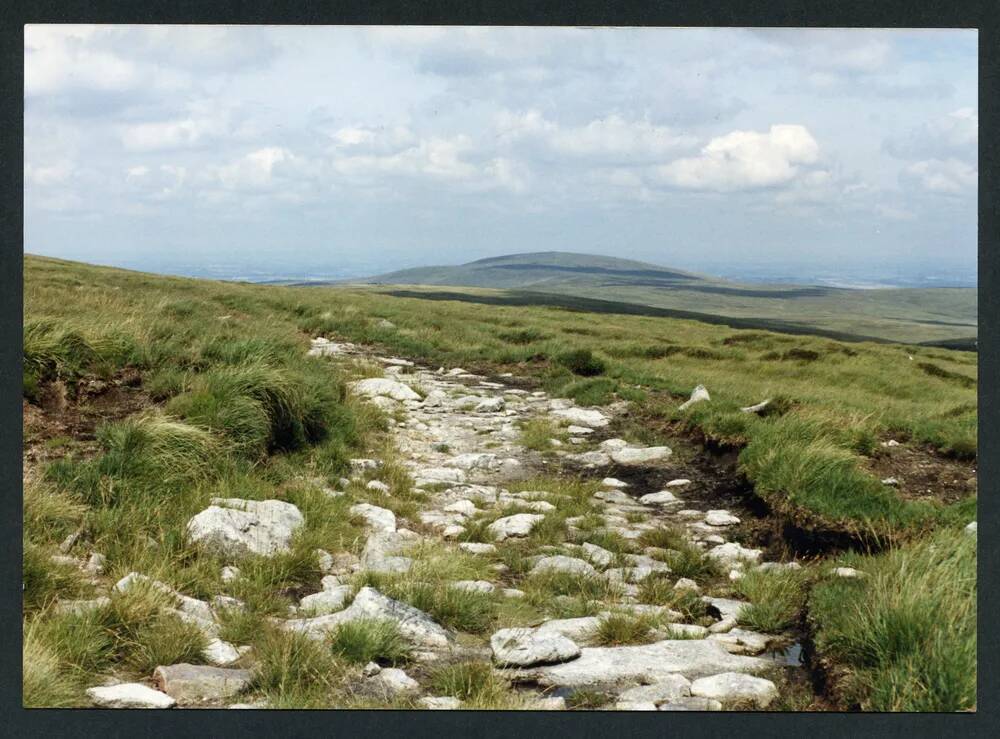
[425,662,527,708]
[251,628,347,707]
[21,255,978,711]
[592,612,660,646]
[733,568,810,633]
[808,528,976,711]
[328,619,410,665]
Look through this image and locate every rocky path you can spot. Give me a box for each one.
[84,337,809,710]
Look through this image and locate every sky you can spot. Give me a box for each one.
[23,25,978,283]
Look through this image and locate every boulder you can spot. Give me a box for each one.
[350,503,397,533]
[186,499,304,558]
[360,531,416,574]
[689,672,778,708]
[563,451,612,467]
[535,616,602,645]
[602,477,628,488]
[86,683,176,709]
[366,480,391,494]
[152,664,253,704]
[351,378,421,402]
[491,627,581,667]
[487,513,545,542]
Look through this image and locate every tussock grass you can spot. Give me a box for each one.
[518,418,564,451]
[593,612,660,646]
[23,621,83,708]
[734,568,810,633]
[426,662,527,709]
[328,619,410,665]
[252,628,346,707]
[809,528,976,711]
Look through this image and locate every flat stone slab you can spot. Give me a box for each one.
[551,407,609,428]
[488,513,545,542]
[690,672,778,708]
[610,446,672,466]
[152,664,252,704]
[518,639,773,688]
[491,627,581,667]
[529,555,598,578]
[87,683,176,708]
[617,674,692,705]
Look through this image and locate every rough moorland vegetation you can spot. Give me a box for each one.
[22,255,976,711]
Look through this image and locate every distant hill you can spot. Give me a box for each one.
[339,252,976,346]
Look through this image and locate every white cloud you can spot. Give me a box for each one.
[214,147,292,189]
[496,110,694,163]
[121,112,227,152]
[886,107,978,162]
[656,124,820,191]
[25,160,74,186]
[25,25,138,96]
[902,158,977,194]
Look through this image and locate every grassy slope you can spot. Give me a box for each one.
[23,255,977,710]
[361,251,977,345]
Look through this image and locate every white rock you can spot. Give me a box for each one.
[602,477,628,488]
[551,407,609,428]
[449,453,497,471]
[639,490,680,506]
[659,696,723,711]
[220,565,241,583]
[564,451,612,467]
[531,696,567,710]
[351,378,421,402]
[665,479,692,488]
[740,399,772,414]
[535,616,602,644]
[703,597,751,621]
[594,489,633,505]
[966,521,977,536]
[360,531,416,574]
[315,549,335,573]
[187,499,304,558]
[82,552,106,575]
[362,661,382,677]
[414,467,467,485]
[569,426,595,435]
[522,639,772,687]
[450,580,496,594]
[709,629,773,655]
[87,683,176,709]
[616,700,659,710]
[581,542,615,568]
[459,542,497,555]
[705,510,741,527]
[284,587,451,648]
[674,578,700,592]
[202,639,242,666]
[350,458,381,473]
[153,663,253,704]
[350,503,397,533]
[487,513,545,542]
[611,446,672,466]
[299,586,352,615]
[833,567,865,578]
[491,627,581,667]
[418,696,463,709]
[475,397,506,413]
[529,555,598,578]
[617,674,692,705]
[690,672,778,708]
[375,667,421,694]
[707,542,762,567]
[881,477,899,486]
[366,480,391,494]
[678,385,710,411]
[442,525,465,539]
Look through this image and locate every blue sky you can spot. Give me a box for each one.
[24,26,977,281]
